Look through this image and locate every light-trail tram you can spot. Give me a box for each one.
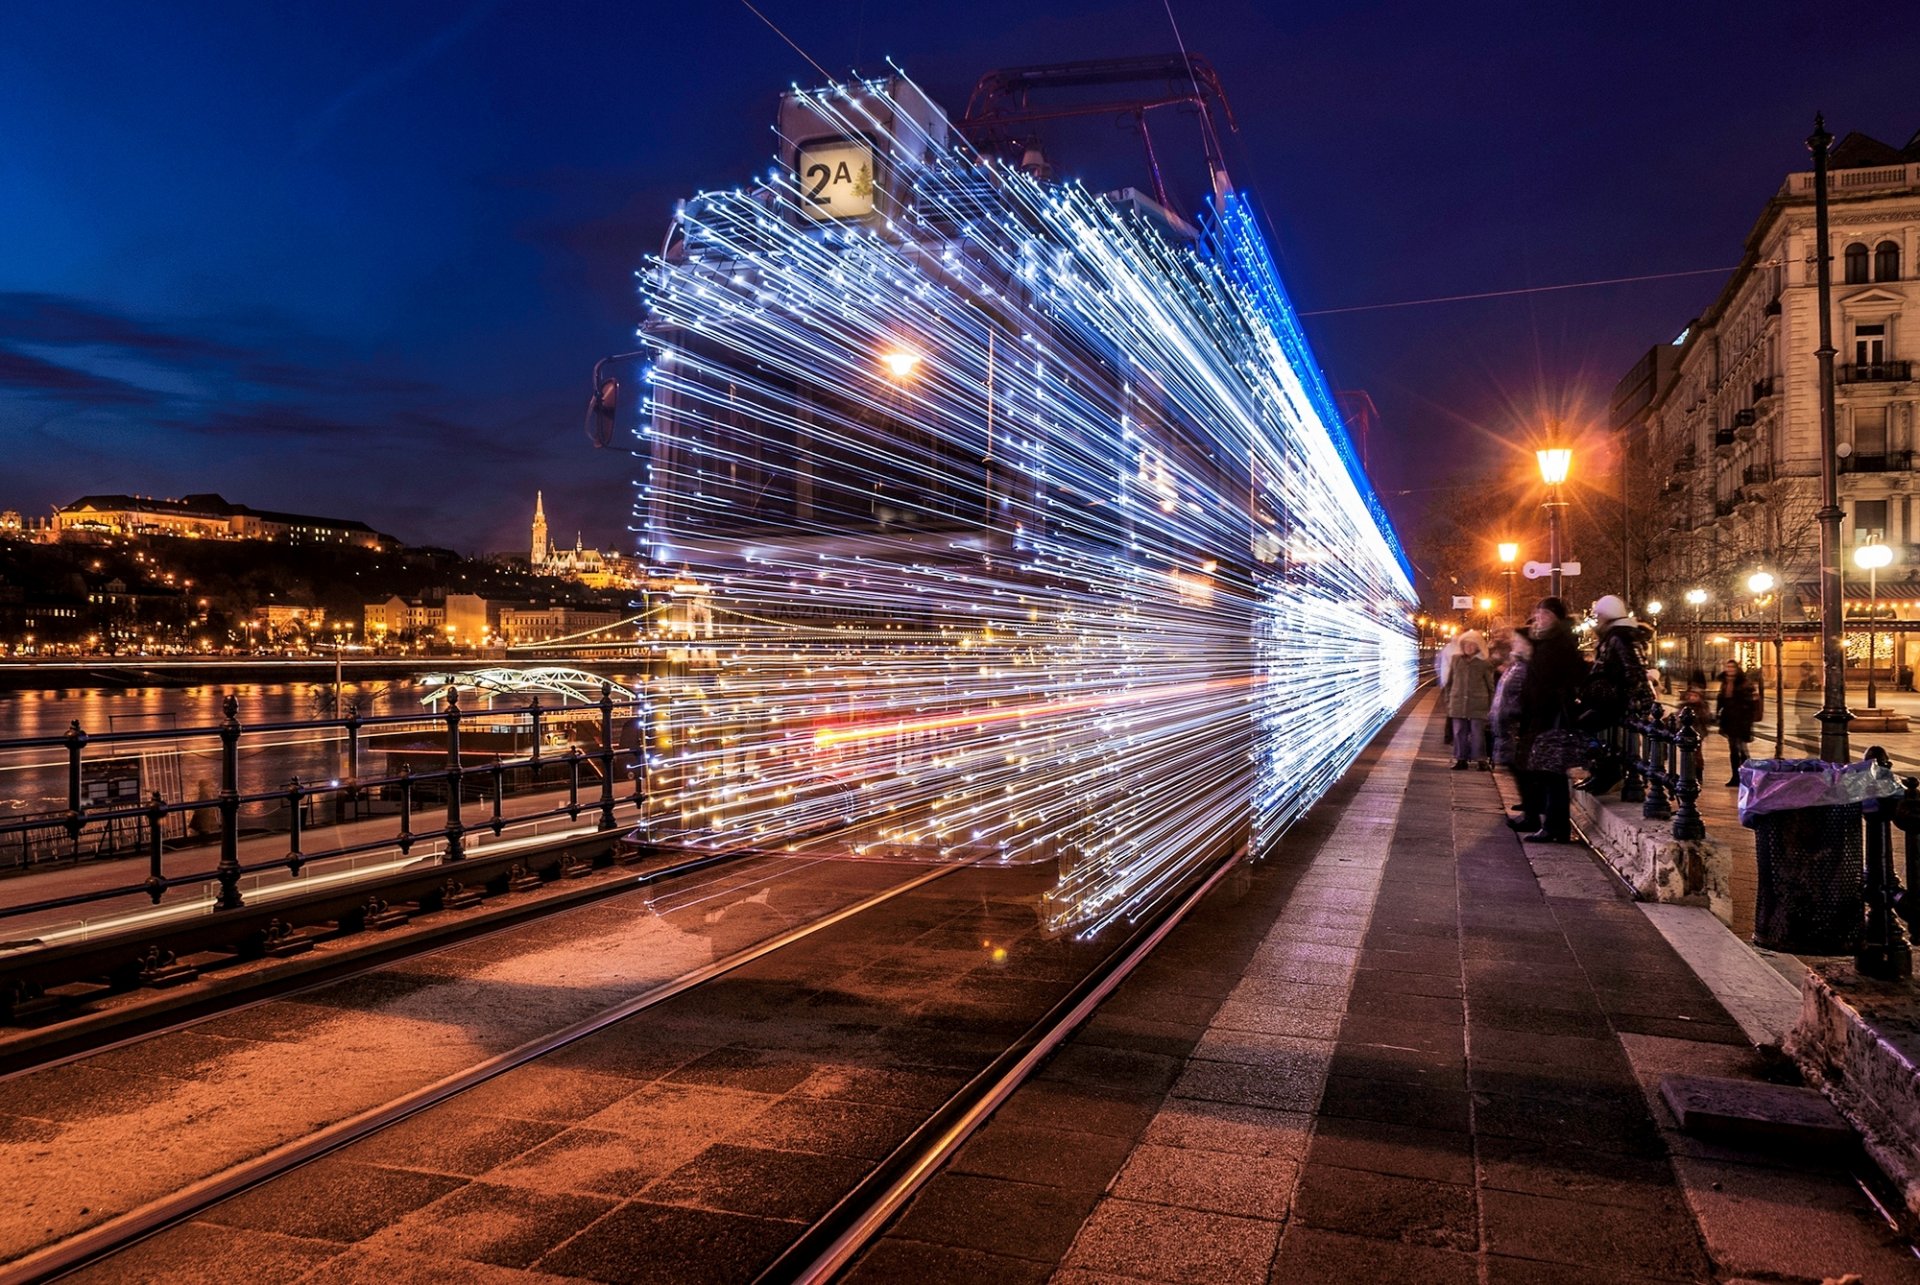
[623,59,1416,935]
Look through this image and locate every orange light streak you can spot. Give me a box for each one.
[811,674,1262,748]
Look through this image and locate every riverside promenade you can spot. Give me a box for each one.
[848,696,1918,1284]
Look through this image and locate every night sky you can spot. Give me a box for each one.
[5,1,1917,557]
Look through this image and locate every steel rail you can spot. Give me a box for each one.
[7,852,982,1285]
[759,836,1250,1284]
[765,692,1424,1283]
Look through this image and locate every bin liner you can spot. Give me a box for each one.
[1736,757,1900,827]
[1738,757,1897,955]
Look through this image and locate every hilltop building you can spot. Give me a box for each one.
[54,494,394,549]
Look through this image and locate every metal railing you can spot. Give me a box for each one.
[1839,361,1912,384]
[1612,706,1705,840]
[0,683,645,930]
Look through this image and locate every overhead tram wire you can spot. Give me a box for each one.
[735,0,836,82]
[1297,264,1751,317]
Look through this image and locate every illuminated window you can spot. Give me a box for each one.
[1854,498,1888,543]
[1875,241,1901,282]
[1845,243,1869,284]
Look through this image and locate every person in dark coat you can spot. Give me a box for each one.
[1715,660,1760,786]
[1518,597,1584,843]
[1580,593,1657,795]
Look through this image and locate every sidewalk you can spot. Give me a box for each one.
[850,697,1917,1283]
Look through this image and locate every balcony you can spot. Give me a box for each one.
[1839,450,1912,474]
[1839,361,1912,384]
[1713,427,1737,455]
[1752,377,1776,402]
[1714,489,1744,518]
[1672,448,1698,473]
[1743,463,1773,487]
[1733,408,1758,441]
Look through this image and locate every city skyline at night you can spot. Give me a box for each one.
[6,3,1918,559]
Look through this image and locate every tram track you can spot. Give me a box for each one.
[1,849,985,1284]
[2,820,1273,1285]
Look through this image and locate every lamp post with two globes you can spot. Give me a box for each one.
[1684,588,1708,672]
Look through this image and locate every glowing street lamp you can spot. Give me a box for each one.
[1855,541,1894,709]
[879,349,921,380]
[1684,587,1708,670]
[1497,541,1519,618]
[1748,570,1784,756]
[1536,446,1572,599]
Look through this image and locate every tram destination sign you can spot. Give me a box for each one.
[796,139,876,221]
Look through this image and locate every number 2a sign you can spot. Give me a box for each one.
[796,140,877,221]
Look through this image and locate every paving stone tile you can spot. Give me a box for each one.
[1210,1001,1344,1040]
[1672,1155,1919,1281]
[364,1181,615,1269]
[485,1125,689,1196]
[1137,1097,1312,1160]
[1293,1164,1476,1251]
[1468,1027,1627,1071]
[1467,1000,1614,1040]
[1316,1075,1471,1133]
[1063,1198,1281,1283]
[949,1123,1136,1190]
[444,1065,644,1123]
[992,1080,1162,1139]
[1037,1042,1183,1097]
[893,1173,1100,1262]
[641,1142,870,1222]
[1171,1056,1324,1113]
[351,1111,566,1176]
[534,1200,800,1284]
[840,1238,1054,1285]
[747,1095,923,1160]
[298,1246,572,1284]
[791,1063,966,1110]
[1483,1254,1681,1284]
[1480,1188,1711,1279]
[1110,1143,1296,1219]
[1345,987,1465,1026]
[61,1221,343,1285]
[1305,1116,1476,1185]
[1351,966,1462,999]
[1470,1091,1663,1157]
[199,1157,464,1242]
[1475,1134,1682,1210]
[1267,1225,1476,1284]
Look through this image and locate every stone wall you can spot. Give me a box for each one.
[1572,791,1732,926]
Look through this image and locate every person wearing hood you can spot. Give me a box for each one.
[1518,598,1584,842]
[1444,633,1497,770]
[1579,594,1657,795]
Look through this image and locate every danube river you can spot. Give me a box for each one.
[0,675,637,854]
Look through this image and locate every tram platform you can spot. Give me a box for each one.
[848,697,1918,1284]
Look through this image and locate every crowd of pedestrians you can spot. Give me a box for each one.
[1440,591,1768,844]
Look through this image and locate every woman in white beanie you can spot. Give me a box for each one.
[1581,594,1656,794]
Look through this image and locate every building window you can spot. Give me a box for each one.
[1855,498,1888,543]
[1855,407,1889,460]
[1845,243,1870,284]
[1876,241,1902,282]
[1856,323,1887,367]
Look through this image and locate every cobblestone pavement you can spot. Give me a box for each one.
[853,698,1920,1284]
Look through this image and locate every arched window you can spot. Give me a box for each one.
[1875,240,1901,282]
[1845,243,1870,284]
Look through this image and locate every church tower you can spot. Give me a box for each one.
[531,492,549,568]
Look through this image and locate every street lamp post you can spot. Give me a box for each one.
[1810,116,1851,763]
[1646,600,1664,689]
[1498,542,1519,619]
[1856,542,1893,709]
[1684,588,1708,672]
[1536,448,1572,601]
[1749,570,1786,758]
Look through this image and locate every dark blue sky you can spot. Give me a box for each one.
[4,1,1916,554]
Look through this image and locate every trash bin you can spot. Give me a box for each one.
[1737,757,1901,954]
